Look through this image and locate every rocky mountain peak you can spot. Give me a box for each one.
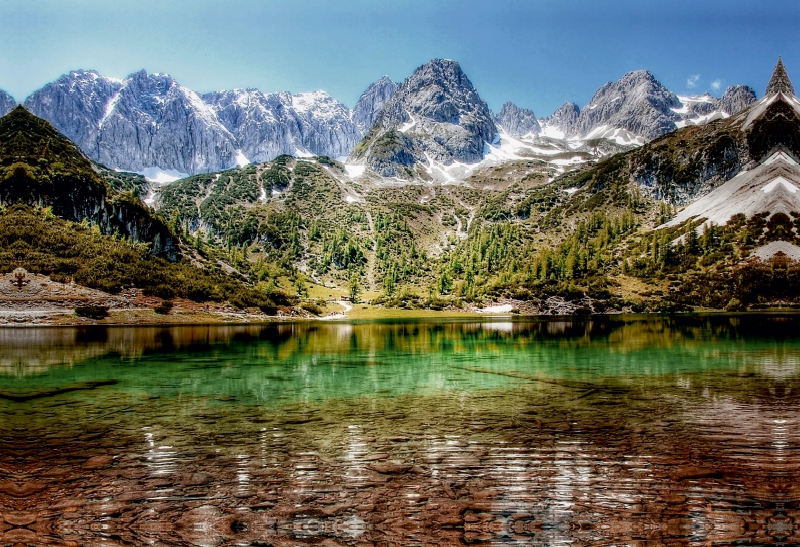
[540,102,580,137]
[352,58,497,178]
[718,85,758,114]
[352,76,397,134]
[396,59,491,127]
[765,57,794,97]
[23,69,124,158]
[574,69,680,140]
[495,102,541,138]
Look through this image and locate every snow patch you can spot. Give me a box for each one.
[540,124,566,140]
[765,150,798,166]
[345,164,366,178]
[550,156,585,167]
[398,112,417,133]
[754,241,800,261]
[292,147,314,158]
[763,176,799,194]
[479,304,514,314]
[141,167,189,184]
[583,125,645,146]
[234,149,250,167]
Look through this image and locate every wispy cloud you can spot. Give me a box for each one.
[687,74,700,88]
[711,79,722,91]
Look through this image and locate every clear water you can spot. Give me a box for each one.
[1,315,799,546]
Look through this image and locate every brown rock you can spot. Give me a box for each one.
[367,463,412,475]
[83,455,114,469]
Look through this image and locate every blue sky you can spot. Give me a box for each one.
[3,0,800,115]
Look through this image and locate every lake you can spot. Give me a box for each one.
[0,315,798,546]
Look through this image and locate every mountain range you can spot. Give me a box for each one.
[4,60,757,180]
[1,58,799,318]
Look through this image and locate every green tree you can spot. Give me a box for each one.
[349,276,361,304]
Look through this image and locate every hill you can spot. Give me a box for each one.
[0,108,292,319]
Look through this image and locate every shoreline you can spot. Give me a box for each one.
[2,306,800,328]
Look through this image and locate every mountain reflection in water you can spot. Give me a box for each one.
[1,315,799,546]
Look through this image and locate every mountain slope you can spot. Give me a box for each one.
[0,106,178,258]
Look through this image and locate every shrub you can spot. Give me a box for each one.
[300,302,323,315]
[74,305,109,319]
[145,284,176,299]
[154,300,174,315]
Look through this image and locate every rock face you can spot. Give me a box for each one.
[574,70,681,140]
[352,59,497,177]
[290,90,360,158]
[201,89,300,164]
[95,70,239,174]
[495,102,541,138]
[203,89,359,163]
[26,70,238,174]
[24,70,124,158]
[25,70,363,175]
[540,102,580,138]
[718,85,758,115]
[0,90,16,117]
[352,76,397,134]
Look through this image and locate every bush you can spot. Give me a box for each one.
[300,302,323,315]
[74,305,109,319]
[145,284,176,299]
[154,300,174,315]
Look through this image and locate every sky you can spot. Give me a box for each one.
[3,0,800,116]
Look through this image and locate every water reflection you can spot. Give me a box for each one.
[1,315,800,545]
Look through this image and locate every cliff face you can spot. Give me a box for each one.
[25,70,365,175]
[352,76,397,134]
[0,107,178,259]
